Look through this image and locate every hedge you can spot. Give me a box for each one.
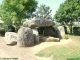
[0,28,5,36]
[4,25,15,32]
[73,27,80,35]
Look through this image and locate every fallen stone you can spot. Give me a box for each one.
[39,36,60,42]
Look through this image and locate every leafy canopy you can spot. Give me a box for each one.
[54,0,80,24]
[0,0,38,25]
[33,4,52,20]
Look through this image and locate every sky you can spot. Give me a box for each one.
[37,0,65,17]
[0,0,3,4]
[0,0,65,17]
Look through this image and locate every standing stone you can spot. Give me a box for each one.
[5,32,17,45]
[32,28,39,44]
[43,26,57,37]
[17,27,34,47]
[57,26,66,39]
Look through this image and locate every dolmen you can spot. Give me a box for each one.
[5,19,66,47]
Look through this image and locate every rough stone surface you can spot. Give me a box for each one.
[32,28,39,44]
[43,26,57,37]
[39,36,60,42]
[57,26,66,39]
[5,32,17,45]
[23,20,32,27]
[23,19,55,28]
[17,27,34,47]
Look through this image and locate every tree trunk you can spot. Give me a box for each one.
[15,20,22,32]
[69,18,73,34]
[69,24,72,34]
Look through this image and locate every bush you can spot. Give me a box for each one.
[73,27,80,35]
[4,25,15,32]
[0,28,5,36]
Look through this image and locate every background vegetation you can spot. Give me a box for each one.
[54,0,80,34]
[0,0,38,32]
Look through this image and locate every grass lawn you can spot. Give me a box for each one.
[36,35,80,60]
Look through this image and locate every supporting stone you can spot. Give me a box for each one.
[17,27,34,47]
[43,26,57,37]
[32,28,39,44]
[57,26,66,39]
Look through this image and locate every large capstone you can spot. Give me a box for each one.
[23,19,55,28]
[17,27,34,47]
[5,32,17,45]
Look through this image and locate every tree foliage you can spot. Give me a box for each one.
[33,4,52,20]
[54,0,80,34]
[54,0,80,24]
[0,0,38,25]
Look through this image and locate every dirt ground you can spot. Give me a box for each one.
[0,37,72,60]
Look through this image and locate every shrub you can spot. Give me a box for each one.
[73,27,80,35]
[4,25,15,32]
[0,28,5,36]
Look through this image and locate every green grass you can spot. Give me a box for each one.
[36,35,80,60]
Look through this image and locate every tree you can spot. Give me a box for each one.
[33,4,52,20]
[54,0,80,34]
[0,0,38,29]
